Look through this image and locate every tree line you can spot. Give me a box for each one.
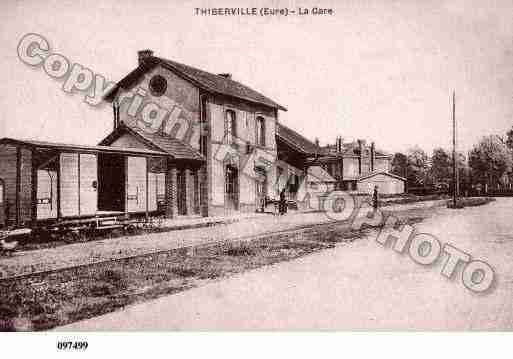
[391,128,513,195]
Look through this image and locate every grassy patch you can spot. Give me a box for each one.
[0,229,342,331]
[380,194,449,207]
[447,197,495,209]
[321,229,366,243]
[170,267,197,278]
[88,269,128,297]
[224,246,256,257]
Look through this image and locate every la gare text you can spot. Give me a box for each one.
[194,7,334,16]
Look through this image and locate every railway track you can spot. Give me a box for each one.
[0,199,443,284]
[0,218,357,284]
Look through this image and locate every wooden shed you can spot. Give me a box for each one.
[356,171,405,195]
[0,138,169,228]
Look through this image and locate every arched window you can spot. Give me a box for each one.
[256,116,266,146]
[225,110,237,144]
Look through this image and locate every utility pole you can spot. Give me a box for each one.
[452,91,459,206]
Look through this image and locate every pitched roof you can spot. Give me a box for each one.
[276,123,322,155]
[322,142,391,157]
[0,137,168,157]
[104,56,287,111]
[308,166,336,183]
[98,124,204,161]
[357,171,406,182]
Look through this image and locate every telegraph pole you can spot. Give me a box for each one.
[452,91,459,206]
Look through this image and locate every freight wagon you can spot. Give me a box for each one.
[0,138,169,234]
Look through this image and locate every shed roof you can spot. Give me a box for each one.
[276,123,323,155]
[104,56,287,111]
[307,166,337,183]
[0,137,168,157]
[98,124,205,161]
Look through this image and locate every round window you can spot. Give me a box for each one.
[149,75,167,96]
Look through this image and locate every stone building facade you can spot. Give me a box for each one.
[102,50,287,218]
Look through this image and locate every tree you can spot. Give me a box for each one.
[429,148,467,193]
[503,127,513,186]
[430,147,451,185]
[505,127,513,150]
[469,135,513,191]
[406,146,429,186]
[391,152,408,178]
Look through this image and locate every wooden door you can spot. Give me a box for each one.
[79,154,97,216]
[60,153,79,217]
[126,156,147,213]
[287,174,299,201]
[177,169,187,215]
[148,173,157,212]
[225,165,239,211]
[192,170,200,215]
[36,170,57,219]
[255,168,267,209]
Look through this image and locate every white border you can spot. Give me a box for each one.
[0,332,510,359]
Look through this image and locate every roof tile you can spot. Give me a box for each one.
[276,123,322,155]
[105,57,286,111]
[99,124,204,161]
[308,166,336,183]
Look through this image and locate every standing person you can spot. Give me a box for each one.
[279,188,287,215]
[372,185,379,212]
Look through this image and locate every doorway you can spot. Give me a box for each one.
[255,167,267,211]
[177,168,187,215]
[192,170,200,215]
[225,165,239,211]
[98,154,125,213]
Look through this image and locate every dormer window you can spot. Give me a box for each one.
[225,109,237,144]
[256,116,265,147]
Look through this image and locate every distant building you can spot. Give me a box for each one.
[317,137,404,194]
[356,171,406,195]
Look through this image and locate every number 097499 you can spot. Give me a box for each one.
[57,341,88,350]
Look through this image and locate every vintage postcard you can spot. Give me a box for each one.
[0,0,512,356]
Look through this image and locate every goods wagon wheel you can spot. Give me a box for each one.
[62,229,88,243]
[124,223,138,235]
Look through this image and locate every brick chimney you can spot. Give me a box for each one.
[218,73,232,79]
[138,49,154,64]
[337,136,343,153]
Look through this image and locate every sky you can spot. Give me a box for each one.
[0,0,512,155]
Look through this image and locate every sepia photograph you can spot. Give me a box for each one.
[0,0,512,356]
